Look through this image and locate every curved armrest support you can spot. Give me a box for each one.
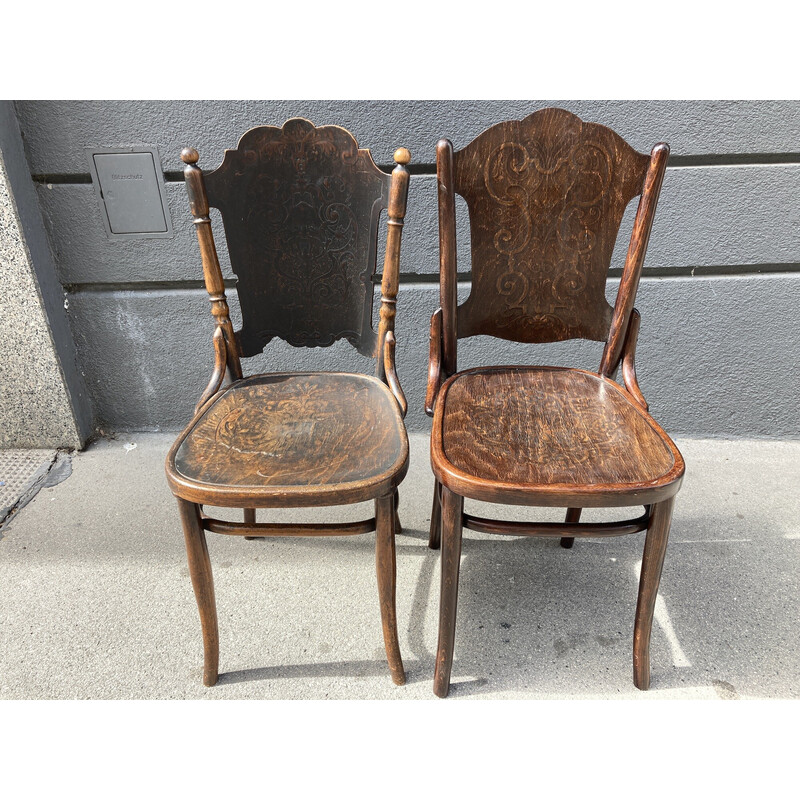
[621,308,648,412]
[425,308,443,417]
[383,330,407,418]
[195,326,228,414]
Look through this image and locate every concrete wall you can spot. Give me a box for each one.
[13,101,800,438]
[0,103,89,448]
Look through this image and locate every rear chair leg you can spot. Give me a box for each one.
[177,498,219,687]
[244,507,264,540]
[433,487,464,698]
[633,496,676,690]
[561,507,581,548]
[428,479,443,550]
[375,495,405,685]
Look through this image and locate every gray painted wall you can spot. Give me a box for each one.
[12,100,800,438]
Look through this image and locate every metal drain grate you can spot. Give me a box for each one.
[0,449,57,521]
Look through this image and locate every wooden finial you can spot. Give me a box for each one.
[393,147,410,166]
[181,147,199,165]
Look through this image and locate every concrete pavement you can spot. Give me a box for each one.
[1,433,798,700]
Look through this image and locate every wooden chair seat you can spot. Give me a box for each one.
[432,366,683,508]
[167,372,409,508]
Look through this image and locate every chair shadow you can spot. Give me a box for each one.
[401,528,439,676]
[217,527,442,689]
[406,512,800,699]
[218,659,427,686]
[202,506,800,699]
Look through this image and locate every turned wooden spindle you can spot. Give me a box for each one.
[377,147,410,380]
[181,146,242,380]
[376,148,410,420]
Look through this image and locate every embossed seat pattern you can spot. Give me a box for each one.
[174,373,406,490]
[439,367,676,489]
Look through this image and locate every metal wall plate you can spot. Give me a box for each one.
[87,146,173,239]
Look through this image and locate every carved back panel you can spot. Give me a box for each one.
[203,119,390,357]
[453,108,651,344]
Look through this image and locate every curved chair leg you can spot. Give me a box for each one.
[433,486,464,698]
[375,494,405,685]
[177,498,219,687]
[393,489,402,536]
[428,479,443,550]
[561,507,581,549]
[633,496,676,690]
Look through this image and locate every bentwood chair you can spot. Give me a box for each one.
[165,119,411,686]
[426,108,685,697]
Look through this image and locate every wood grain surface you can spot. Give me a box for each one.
[431,366,683,508]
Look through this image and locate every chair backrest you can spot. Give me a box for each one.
[437,108,668,374]
[193,118,395,359]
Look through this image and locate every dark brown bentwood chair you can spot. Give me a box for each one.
[426,108,685,697]
[165,119,411,686]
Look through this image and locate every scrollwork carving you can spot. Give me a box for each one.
[455,108,650,344]
[203,119,389,357]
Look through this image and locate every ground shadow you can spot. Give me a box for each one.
[412,511,800,699]
[218,658,428,686]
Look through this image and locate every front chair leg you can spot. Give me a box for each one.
[177,498,219,687]
[561,507,581,549]
[428,479,442,550]
[433,486,464,698]
[633,496,676,690]
[375,494,405,685]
